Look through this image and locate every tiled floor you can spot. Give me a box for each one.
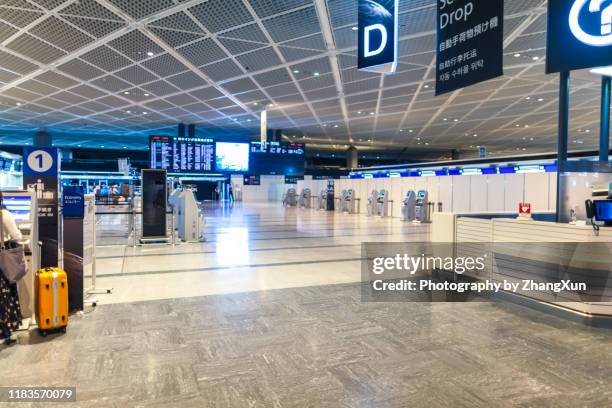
[2,202,612,407]
[90,202,429,304]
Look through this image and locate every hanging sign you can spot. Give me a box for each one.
[23,147,60,267]
[547,0,612,73]
[260,110,267,145]
[436,0,504,95]
[358,0,399,74]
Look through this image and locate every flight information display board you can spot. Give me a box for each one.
[149,136,214,173]
[250,141,305,176]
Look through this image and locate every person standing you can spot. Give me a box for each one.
[0,203,24,344]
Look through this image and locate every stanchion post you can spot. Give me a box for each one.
[556,71,570,223]
[600,76,611,163]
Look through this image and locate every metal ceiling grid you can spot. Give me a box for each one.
[0,0,607,155]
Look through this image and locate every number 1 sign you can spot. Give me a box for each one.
[23,147,58,177]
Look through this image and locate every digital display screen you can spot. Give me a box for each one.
[285,175,303,185]
[418,191,426,199]
[150,136,214,173]
[243,175,260,186]
[595,200,612,222]
[215,142,249,173]
[250,141,305,176]
[2,196,31,222]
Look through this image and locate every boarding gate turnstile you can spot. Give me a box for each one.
[298,188,311,208]
[376,190,390,217]
[367,190,379,216]
[338,189,358,214]
[414,190,430,223]
[402,191,416,222]
[316,188,327,210]
[283,188,298,207]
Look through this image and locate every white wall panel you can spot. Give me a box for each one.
[438,176,453,212]
[524,173,549,212]
[548,173,557,211]
[504,174,525,211]
[427,176,440,206]
[469,175,488,212]
[452,175,470,212]
[486,174,505,212]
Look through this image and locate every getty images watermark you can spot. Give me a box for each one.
[361,242,612,302]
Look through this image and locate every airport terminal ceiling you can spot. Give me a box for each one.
[0,0,609,157]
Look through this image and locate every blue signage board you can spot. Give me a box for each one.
[23,147,59,177]
[63,186,85,219]
[436,0,504,96]
[547,0,612,73]
[358,0,399,74]
[23,147,61,267]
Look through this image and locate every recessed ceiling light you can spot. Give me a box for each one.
[253,102,258,106]
[143,111,147,115]
[585,129,591,133]
[357,111,362,114]
[409,129,413,133]
[524,125,529,128]
[537,98,544,102]
[473,134,478,137]
[424,85,429,88]
[515,124,520,127]
[334,124,339,128]
[126,110,131,113]
[453,118,459,122]
[532,56,539,61]
[314,72,320,76]
[293,70,300,74]
[514,53,521,58]
[352,27,358,31]
[369,112,374,115]
[443,118,448,121]
[147,52,154,57]
[525,96,531,100]
[268,103,274,107]
[16,102,21,106]
[144,93,150,97]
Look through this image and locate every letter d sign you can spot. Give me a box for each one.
[358,0,398,74]
[364,24,387,57]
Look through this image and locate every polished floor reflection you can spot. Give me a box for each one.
[92,202,430,304]
[2,203,612,407]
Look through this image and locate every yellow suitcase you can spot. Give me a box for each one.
[35,268,68,337]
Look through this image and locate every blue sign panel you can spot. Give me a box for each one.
[547,0,612,73]
[436,0,504,96]
[23,147,59,177]
[479,146,487,158]
[63,186,85,219]
[358,0,398,74]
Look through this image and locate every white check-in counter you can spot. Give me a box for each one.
[432,212,612,321]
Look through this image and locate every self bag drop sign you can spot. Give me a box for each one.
[547,0,612,73]
[358,0,398,74]
[436,0,504,96]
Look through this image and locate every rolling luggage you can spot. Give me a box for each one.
[35,268,68,336]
